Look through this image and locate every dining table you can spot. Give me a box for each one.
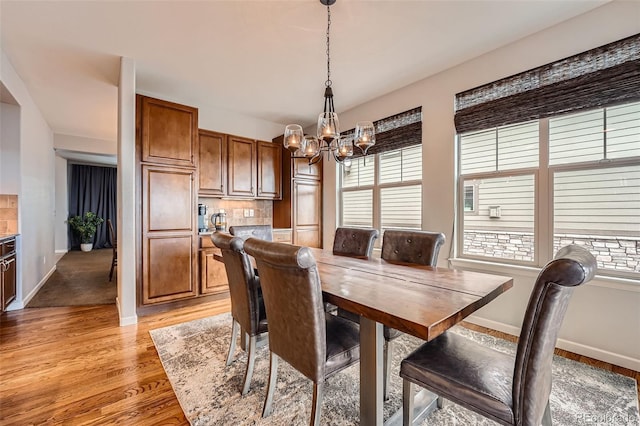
[309,248,513,426]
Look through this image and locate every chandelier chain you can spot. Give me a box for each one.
[325,5,332,87]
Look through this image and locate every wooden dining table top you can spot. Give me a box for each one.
[309,248,514,342]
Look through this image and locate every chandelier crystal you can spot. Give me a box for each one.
[283,0,375,165]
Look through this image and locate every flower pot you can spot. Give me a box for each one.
[80,243,93,252]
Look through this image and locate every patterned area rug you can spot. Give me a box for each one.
[150,313,639,426]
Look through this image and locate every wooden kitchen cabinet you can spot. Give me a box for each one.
[140,165,197,304]
[257,140,282,200]
[1,236,17,312]
[293,179,322,247]
[200,249,229,295]
[139,96,198,168]
[227,136,256,197]
[198,130,227,196]
[273,136,323,248]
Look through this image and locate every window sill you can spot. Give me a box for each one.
[449,257,640,293]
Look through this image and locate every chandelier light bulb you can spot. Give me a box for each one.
[284,124,304,153]
[354,121,376,155]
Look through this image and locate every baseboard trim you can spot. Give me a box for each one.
[116,297,137,326]
[467,315,640,372]
[9,265,58,310]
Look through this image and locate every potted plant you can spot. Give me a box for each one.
[68,212,104,252]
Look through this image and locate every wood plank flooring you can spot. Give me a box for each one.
[0,300,230,425]
[1,301,637,424]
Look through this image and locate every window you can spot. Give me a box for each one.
[458,101,640,277]
[463,185,476,212]
[340,145,422,242]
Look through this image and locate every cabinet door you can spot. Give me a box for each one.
[293,157,322,180]
[142,235,197,304]
[2,254,16,310]
[141,165,197,305]
[257,141,282,199]
[200,250,229,295]
[227,136,256,197]
[198,130,227,196]
[140,96,198,168]
[293,179,322,248]
[142,165,194,232]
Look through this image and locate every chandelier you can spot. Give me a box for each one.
[283,0,375,165]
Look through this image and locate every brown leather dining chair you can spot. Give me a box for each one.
[229,225,273,242]
[327,226,380,313]
[107,219,117,282]
[339,229,446,400]
[243,238,360,426]
[400,245,597,426]
[211,232,268,396]
[332,226,379,259]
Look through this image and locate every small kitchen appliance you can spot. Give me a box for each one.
[212,210,227,232]
[198,204,208,233]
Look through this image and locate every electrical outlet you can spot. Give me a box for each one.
[249,209,254,217]
[243,209,250,218]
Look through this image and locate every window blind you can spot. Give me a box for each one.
[344,107,422,158]
[454,34,640,134]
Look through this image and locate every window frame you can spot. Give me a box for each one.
[456,105,640,279]
[340,145,422,240]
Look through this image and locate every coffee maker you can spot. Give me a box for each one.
[198,204,209,233]
[211,210,227,232]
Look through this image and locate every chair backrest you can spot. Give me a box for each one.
[381,230,445,266]
[107,219,117,248]
[332,227,379,259]
[229,225,273,242]
[211,232,262,336]
[244,238,326,383]
[512,245,597,426]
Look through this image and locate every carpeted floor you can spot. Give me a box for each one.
[27,248,116,307]
[150,313,640,426]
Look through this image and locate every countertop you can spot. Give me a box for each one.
[0,233,19,241]
[198,228,291,236]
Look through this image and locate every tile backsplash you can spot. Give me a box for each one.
[199,198,272,229]
[0,194,19,234]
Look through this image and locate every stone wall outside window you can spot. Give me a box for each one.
[463,230,640,273]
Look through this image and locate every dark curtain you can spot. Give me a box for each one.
[68,164,117,250]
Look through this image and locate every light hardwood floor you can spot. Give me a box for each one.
[1,301,637,424]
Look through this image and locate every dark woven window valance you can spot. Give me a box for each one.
[454,34,640,134]
[343,107,422,158]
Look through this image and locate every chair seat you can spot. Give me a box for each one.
[336,308,402,341]
[400,331,515,425]
[324,314,360,378]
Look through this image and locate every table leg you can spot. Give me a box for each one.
[360,316,384,426]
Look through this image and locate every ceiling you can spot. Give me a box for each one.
[1,0,609,143]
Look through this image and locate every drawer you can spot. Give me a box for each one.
[273,229,292,243]
[200,235,215,248]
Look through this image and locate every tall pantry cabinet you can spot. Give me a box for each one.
[137,95,198,305]
[273,135,323,248]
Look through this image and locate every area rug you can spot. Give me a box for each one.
[150,313,639,425]
[27,249,116,307]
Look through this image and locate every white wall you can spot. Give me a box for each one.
[117,57,137,326]
[1,51,56,308]
[54,133,116,155]
[1,102,21,194]
[329,1,640,370]
[54,155,68,253]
